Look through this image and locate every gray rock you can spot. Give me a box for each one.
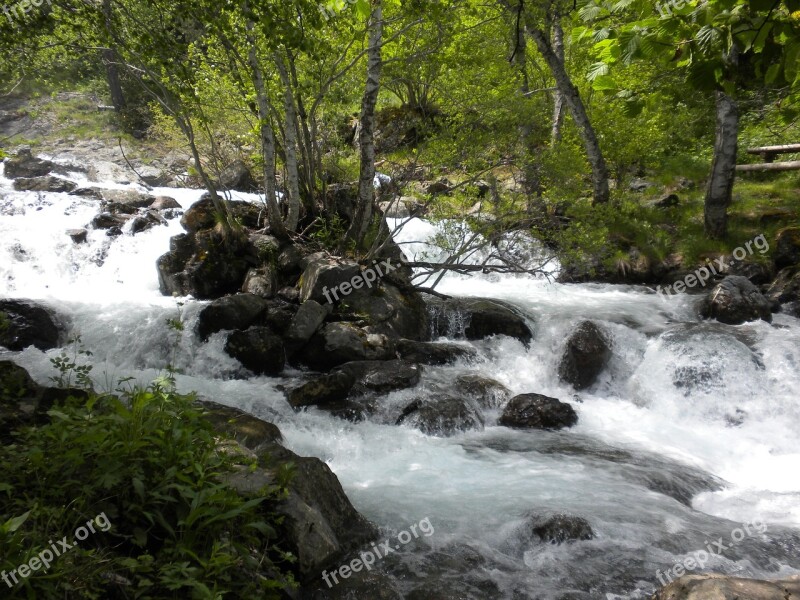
[149,196,181,210]
[499,393,578,430]
[301,322,394,371]
[299,253,360,304]
[66,228,88,244]
[242,266,278,299]
[217,158,257,192]
[453,375,511,408]
[775,227,800,270]
[428,297,533,345]
[339,359,422,396]
[286,300,330,346]
[12,176,77,193]
[395,339,477,365]
[199,400,282,452]
[286,370,356,409]
[528,514,594,544]
[398,394,484,436]
[653,574,800,600]
[558,321,612,390]
[3,147,54,178]
[700,276,772,325]
[196,293,269,340]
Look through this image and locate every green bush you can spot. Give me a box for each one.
[0,382,294,599]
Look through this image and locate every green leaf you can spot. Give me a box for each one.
[4,511,31,533]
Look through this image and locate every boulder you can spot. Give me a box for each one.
[528,514,594,544]
[775,227,800,270]
[453,375,511,408]
[395,339,477,365]
[285,300,330,347]
[341,280,429,341]
[300,322,394,371]
[0,299,62,351]
[260,300,299,336]
[558,321,612,390]
[199,400,282,452]
[100,188,155,210]
[129,211,166,235]
[338,359,422,396]
[66,229,88,244]
[91,212,129,230]
[217,158,257,192]
[224,327,285,376]
[428,297,533,345]
[180,193,262,234]
[286,370,356,409]
[653,574,800,600]
[398,395,484,436]
[700,275,772,325]
[299,253,360,304]
[157,230,259,299]
[3,147,54,178]
[277,244,306,275]
[499,393,578,430]
[149,196,181,210]
[12,176,77,193]
[196,293,269,340]
[242,266,278,299]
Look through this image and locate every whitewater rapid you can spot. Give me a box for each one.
[1,163,799,598]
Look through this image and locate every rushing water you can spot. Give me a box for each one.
[1,163,799,599]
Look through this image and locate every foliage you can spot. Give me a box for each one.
[0,377,295,599]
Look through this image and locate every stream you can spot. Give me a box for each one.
[2,164,799,599]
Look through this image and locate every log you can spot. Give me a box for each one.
[745,143,800,155]
[736,160,800,172]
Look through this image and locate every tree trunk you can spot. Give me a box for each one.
[344,0,383,250]
[275,52,302,232]
[550,18,565,145]
[101,0,125,111]
[704,90,739,239]
[245,16,289,240]
[528,26,610,204]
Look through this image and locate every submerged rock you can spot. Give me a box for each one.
[528,514,595,544]
[286,370,356,409]
[339,359,422,396]
[0,299,62,351]
[427,297,533,345]
[653,573,800,600]
[398,394,484,436]
[499,393,577,430]
[453,374,511,408]
[558,321,612,390]
[700,275,772,325]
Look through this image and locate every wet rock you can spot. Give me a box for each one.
[91,212,129,230]
[428,297,533,345]
[395,339,477,365]
[652,573,800,600]
[12,175,77,193]
[157,230,259,299]
[765,267,800,317]
[101,188,154,210]
[286,370,356,409]
[129,211,166,235]
[775,227,800,270]
[301,322,394,371]
[196,293,269,340]
[499,393,578,430]
[340,278,429,341]
[66,228,88,244]
[285,300,330,347]
[304,570,404,599]
[4,147,54,178]
[199,400,282,452]
[242,265,278,299]
[260,299,299,336]
[528,514,594,544]
[338,359,422,396]
[180,193,262,234]
[149,195,181,210]
[700,275,772,325]
[277,244,306,275]
[728,260,774,285]
[453,374,511,408]
[224,327,285,375]
[378,196,413,218]
[398,394,484,436]
[217,158,257,192]
[558,321,612,390]
[299,253,361,304]
[69,187,105,200]
[0,299,62,351]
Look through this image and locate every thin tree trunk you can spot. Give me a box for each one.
[704,90,739,239]
[274,51,302,232]
[101,0,125,111]
[344,0,383,250]
[550,18,565,145]
[287,51,318,215]
[528,26,610,204]
[245,13,288,240]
